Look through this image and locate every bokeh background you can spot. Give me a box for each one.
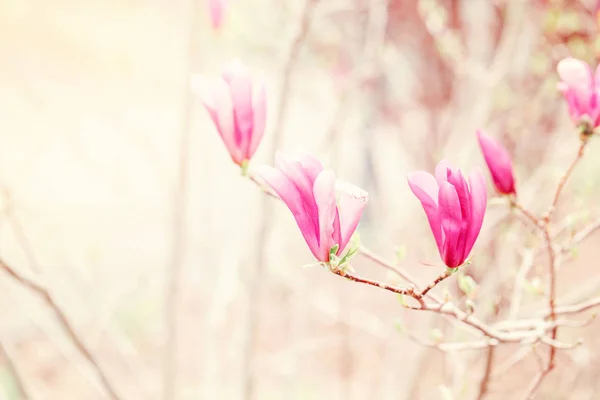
[2,0,600,399]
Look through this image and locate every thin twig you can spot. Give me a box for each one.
[419,269,454,297]
[521,138,589,399]
[330,267,417,297]
[510,201,541,229]
[0,340,33,400]
[545,139,589,222]
[521,366,552,400]
[0,260,123,400]
[552,296,600,316]
[476,346,495,400]
[162,0,198,398]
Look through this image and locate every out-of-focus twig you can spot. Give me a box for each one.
[0,340,33,400]
[162,0,198,398]
[476,346,495,400]
[0,259,123,400]
[545,139,589,222]
[520,137,589,399]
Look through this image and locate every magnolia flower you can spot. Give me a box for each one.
[208,0,227,30]
[257,153,368,263]
[476,130,516,196]
[557,57,600,129]
[193,60,266,167]
[408,161,487,269]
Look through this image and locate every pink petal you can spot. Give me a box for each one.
[464,167,487,259]
[438,182,463,268]
[256,165,320,258]
[476,130,516,195]
[208,0,226,30]
[407,171,442,251]
[313,170,338,262]
[336,181,368,254]
[297,154,324,183]
[192,76,241,164]
[446,168,471,261]
[557,57,593,106]
[247,77,267,159]
[274,153,320,241]
[222,62,254,154]
[435,159,453,185]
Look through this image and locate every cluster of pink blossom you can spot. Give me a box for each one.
[193,55,598,271]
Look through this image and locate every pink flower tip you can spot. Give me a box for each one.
[192,61,267,167]
[476,130,516,196]
[208,0,227,30]
[556,57,600,131]
[257,153,368,263]
[407,161,487,269]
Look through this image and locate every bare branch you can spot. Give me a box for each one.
[0,259,124,400]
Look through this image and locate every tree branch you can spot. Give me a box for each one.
[0,260,123,400]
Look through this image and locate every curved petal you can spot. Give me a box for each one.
[476,130,516,195]
[446,168,471,262]
[336,182,368,254]
[313,170,338,262]
[407,171,442,251]
[435,160,453,185]
[256,165,319,258]
[438,182,463,268]
[557,57,593,106]
[464,167,487,259]
[223,66,254,154]
[275,153,320,244]
[297,154,324,183]
[193,76,240,164]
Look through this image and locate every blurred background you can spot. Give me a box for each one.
[2,0,600,399]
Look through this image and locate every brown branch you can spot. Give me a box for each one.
[356,246,445,303]
[330,267,418,297]
[0,340,33,400]
[545,138,589,222]
[510,201,541,229]
[0,260,123,400]
[419,269,454,297]
[521,138,589,399]
[476,346,495,400]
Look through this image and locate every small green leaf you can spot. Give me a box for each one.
[329,244,339,257]
[397,294,407,307]
[430,328,444,342]
[458,274,477,297]
[394,320,405,334]
[439,385,454,400]
[395,245,407,262]
[570,247,579,259]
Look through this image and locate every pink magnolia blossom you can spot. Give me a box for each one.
[208,0,227,30]
[193,61,266,166]
[257,153,368,263]
[557,57,600,128]
[408,161,487,269]
[476,130,516,196]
